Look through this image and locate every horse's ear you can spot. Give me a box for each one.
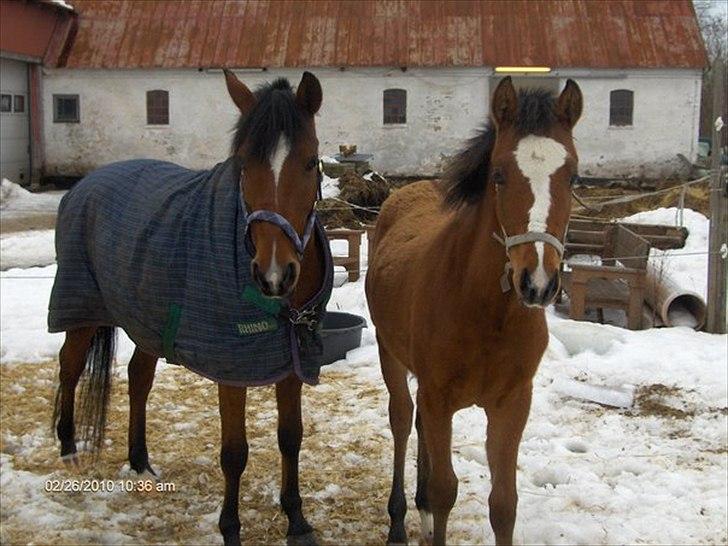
[296,71,322,115]
[556,79,582,129]
[491,76,518,128]
[224,68,256,115]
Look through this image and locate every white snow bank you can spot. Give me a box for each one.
[320,173,340,199]
[1,230,56,270]
[622,207,710,298]
[1,178,64,217]
[0,265,136,364]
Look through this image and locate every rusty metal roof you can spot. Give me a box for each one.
[54,0,707,70]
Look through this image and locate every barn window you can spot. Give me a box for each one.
[53,94,80,123]
[383,89,406,124]
[13,95,25,113]
[0,94,10,113]
[609,89,633,126]
[146,90,169,125]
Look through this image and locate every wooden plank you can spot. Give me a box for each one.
[566,229,605,245]
[707,60,727,333]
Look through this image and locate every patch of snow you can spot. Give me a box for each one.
[1,230,56,270]
[320,173,340,199]
[0,178,64,217]
[49,0,75,10]
[320,155,339,164]
[552,377,634,408]
[622,207,710,298]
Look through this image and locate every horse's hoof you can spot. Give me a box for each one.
[387,527,408,546]
[134,465,159,481]
[287,530,319,546]
[222,533,242,546]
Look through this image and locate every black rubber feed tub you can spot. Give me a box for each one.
[320,311,367,365]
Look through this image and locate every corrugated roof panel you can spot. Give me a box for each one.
[58,0,707,70]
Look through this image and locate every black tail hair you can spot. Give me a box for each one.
[52,326,116,456]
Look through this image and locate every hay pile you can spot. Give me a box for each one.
[572,180,711,220]
[315,198,359,229]
[316,172,391,228]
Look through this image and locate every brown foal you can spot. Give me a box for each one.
[53,71,325,546]
[366,76,582,545]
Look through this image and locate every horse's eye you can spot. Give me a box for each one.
[492,168,505,185]
[305,157,318,171]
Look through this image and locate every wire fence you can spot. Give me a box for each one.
[1,248,722,280]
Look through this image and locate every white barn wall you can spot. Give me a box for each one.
[41,67,489,177]
[42,67,701,178]
[569,69,702,178]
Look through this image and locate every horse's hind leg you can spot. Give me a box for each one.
[418,390,457,546]
[484,384,532,546]
[127,347,157,475]
[218,384,248,546]
[415,410,433,545]
[53,327,97,464]
[380,341,414,545]
[276,374,316,546]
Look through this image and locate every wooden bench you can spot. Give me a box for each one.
[561,224,651,330]
[565,217,686,258]
[325,228,364,282]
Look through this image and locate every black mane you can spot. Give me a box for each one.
[443,87,557,209]
[231,78,303,160]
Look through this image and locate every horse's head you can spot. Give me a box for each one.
[489,76,582,307]
[225,70,322,298]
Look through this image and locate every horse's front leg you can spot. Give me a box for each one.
[276,374,316,545]
[127,347,157,475]
[484,384,532,546]
[218,384,248,546]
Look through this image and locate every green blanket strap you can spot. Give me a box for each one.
[242,285,282,315]
[162,303,182,362]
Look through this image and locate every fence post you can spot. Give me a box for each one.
[706,60,727,334]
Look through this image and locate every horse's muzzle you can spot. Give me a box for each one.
[252,260,298,299]
[519,269,560,307]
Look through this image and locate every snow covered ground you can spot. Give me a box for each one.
[0,178,65,219]
[1,205,726,545]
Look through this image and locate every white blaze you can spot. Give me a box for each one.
[513,135,567,288]
[263,135,290,289]
[270,134,290,189]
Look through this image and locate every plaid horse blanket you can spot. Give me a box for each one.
[48,158,333,386]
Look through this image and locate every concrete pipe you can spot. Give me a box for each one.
[645,262,707,330]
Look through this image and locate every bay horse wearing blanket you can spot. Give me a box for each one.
[49,71,329,546]
[366,77,582,545]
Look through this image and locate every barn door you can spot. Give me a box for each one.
[0,57,30,185]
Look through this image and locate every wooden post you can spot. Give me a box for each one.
[706,60,727,334]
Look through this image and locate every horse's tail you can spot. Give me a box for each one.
[52,326,117,456]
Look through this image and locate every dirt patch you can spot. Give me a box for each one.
[632,384,695,420]
[572,180,711,220]
[1,213,57,234]
[0,361,410,545]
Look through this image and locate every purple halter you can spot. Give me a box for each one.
[240,163,322,259]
